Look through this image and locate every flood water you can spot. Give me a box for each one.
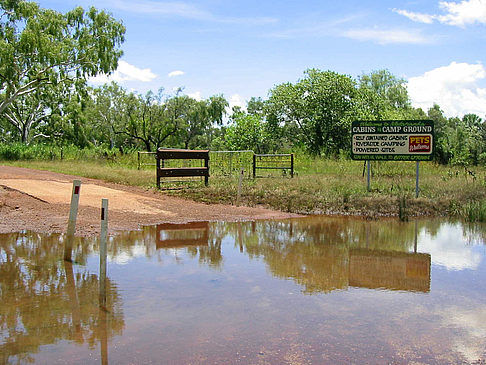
[1,217,486,364]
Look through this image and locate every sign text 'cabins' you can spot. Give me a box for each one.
[351,120,434,161]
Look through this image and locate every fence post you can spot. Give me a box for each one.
[99,198,108,308]
[204,153,209,186]
[290,153,294,178]
[156,152,161,189]
[64,180,81,262]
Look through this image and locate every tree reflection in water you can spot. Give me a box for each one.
[132,218,433,293]
[0,231,124,364]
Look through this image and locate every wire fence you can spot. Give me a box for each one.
[210,150,254,178]
[138,149,293,181]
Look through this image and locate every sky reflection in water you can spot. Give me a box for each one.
[1,217,486,364]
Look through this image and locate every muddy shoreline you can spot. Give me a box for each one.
[0,166,302,236]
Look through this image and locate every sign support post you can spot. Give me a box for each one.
[367,161,371,192]
[416,161,420,198]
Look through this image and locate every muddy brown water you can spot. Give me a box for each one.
[1,217,486,364]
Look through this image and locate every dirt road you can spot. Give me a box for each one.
[0,166,300,236]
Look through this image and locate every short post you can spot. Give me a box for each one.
[99,198,108,308]
[416,161,420,198]
[290,153,294,178]
[137,151,141,170]
[236,168,244,206]
[64,180,81,262]
[367,161,371,192]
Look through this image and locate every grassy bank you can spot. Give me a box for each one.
[3,153,486,221]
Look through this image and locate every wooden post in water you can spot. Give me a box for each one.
[236,168,244,206]
[99,199,108,308]
[64,180,81,262]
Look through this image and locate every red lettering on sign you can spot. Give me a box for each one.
[74,186,80,195]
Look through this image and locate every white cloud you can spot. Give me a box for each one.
[168,70,185,77]
[228,94,246,111]
[438,0,486,26]
[343,28,430,44]
[393,9,435,24]
[407,62,486,117]
[394,0,486,27]
[89,61,157,84]
[187,91,202,101]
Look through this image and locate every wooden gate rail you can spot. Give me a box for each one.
[253,153,294,178]
[156,149,209,188]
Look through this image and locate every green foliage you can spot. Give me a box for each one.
[224,113,268,153]
[0,1,125,114]
[267,69,358,155]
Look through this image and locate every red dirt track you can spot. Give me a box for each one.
[0,166,300,236]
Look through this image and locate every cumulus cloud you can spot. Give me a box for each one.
[343,28,430,44]
[168,70,185,77]
[187,91,202,101]
[407,62,486,117]
[90,61,157,84]
[228,94,246,111]
[394,0,486,27]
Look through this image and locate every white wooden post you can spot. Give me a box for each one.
[99,198,108,308]
[64,180,81,262]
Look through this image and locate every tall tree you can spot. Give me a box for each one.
[359,69,410,110]
[266,69,358,155]
[0,1,125,115]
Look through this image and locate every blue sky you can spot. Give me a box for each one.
[38,0,486,117]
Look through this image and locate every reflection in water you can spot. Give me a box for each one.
[2,218,486,364]
[0,232,124,364]
[349,249,430,292]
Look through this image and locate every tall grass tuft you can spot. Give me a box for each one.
[462,200,486,222]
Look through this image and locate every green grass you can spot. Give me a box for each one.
[3,148,486,221]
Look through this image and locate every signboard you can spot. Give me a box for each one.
[351,120,434,161]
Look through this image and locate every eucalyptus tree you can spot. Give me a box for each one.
[225,112,268,153]
[0,0,125,117]
[358,69,410,110]
[266,69,358,155]
[89,82,129,148]
[179,95,228,149]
